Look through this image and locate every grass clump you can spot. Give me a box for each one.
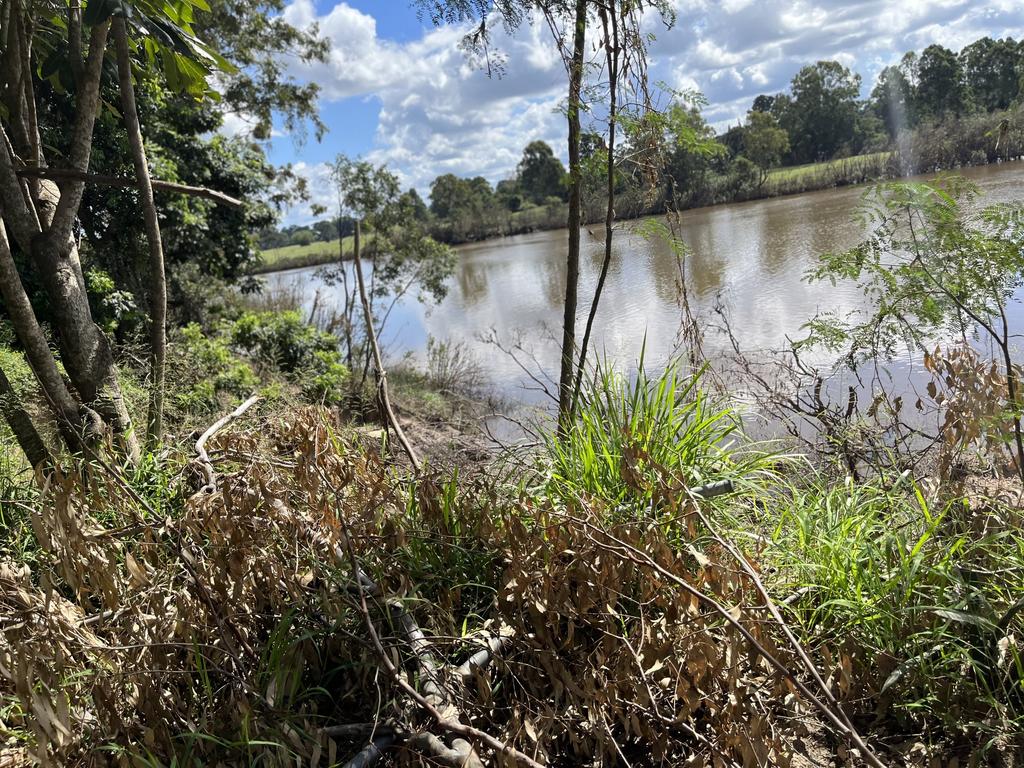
[756,475,1024,755]
[540,359,762,512]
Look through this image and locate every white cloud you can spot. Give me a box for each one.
[278,0,1024,224]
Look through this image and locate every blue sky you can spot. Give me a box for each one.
[253,0,1024,225]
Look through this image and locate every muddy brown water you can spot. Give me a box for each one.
[264,162,1024,409]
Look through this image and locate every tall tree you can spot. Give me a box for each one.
[742,109,790,187]
[870,64,915,137]
[113,16,167,445]
[0,0,233,466]
[516,140,566,203]
[916,44,968,119]
[960,37,1021,112]
[778,61,862,163]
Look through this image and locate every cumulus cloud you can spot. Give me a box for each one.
[278,0,1024,224]
[281,4,568,195]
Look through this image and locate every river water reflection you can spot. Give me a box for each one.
[264,162,1024,406]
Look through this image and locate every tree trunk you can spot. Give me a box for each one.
[0,364,50,469]
[352,220,421,472]
[556,0,587,433]
[114,17,166,447]
[0,217,93,453]
[571,3,618,417]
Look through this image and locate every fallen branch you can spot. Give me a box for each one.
[16,166,245,208]
[456,631,514,685]
[341,734,397,768]
[333,504,544,767]
[194,394,260,493]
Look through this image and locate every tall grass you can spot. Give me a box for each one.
[759,476,1024,751]
[539,357,769,512]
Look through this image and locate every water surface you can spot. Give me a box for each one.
[264,162,1024,405]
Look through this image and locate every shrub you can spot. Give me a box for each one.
[230,310,335,372]
[229,311,349,403]
[169,324,258,415]
[540,359,761,513]
[760,476,1024,751]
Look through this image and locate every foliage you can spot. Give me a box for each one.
[776,61,863,163]
[169,323,259,414]
[742,110,790,185]
[761,475,1024,754]
[960,37,1023,113]
[805,178,1024,362]
[516,140,567,204]
[916,44,970,119]
[229,310,349,402]
[540,358,753,512]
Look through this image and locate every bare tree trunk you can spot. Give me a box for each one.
[556,0,587,433]
[114,17,166,447]
[571,4,619,417]
[0,17,138,462]
[352,220,421,472]
[0,364,50,468]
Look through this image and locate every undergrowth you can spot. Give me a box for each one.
[1,357,1023,766]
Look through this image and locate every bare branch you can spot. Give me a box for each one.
[16,166,245,208]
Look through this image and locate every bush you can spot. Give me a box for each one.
[230,310,335,372]
[540,359,760,513]
[758,476,1024,750]
[229,311,349,403]
[169,324,258,415]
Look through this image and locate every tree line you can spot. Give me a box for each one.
[266,33,1024,249]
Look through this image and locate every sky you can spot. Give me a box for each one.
[255,0,1024,226]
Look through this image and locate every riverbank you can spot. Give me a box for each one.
[252,150,900,276]
[4,346,1023,765]
[254,148,1008,277]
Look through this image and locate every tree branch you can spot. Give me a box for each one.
[16,166,245,208]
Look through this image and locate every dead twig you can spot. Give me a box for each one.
[194,394,260,493]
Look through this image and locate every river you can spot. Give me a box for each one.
[263,162,1024,407]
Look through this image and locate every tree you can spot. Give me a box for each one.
[662,101,727,207]
[291,229,316,246]
[113,15,168,444]
[194,0,328,141]
[916,44,968,119]
[516,140,566,204]
[0,0,238,466]
[779,61,862,163]
[870,64,915,138]
[330,157,455,469]
[428,173,500,241]
[416,0,674,429]
[960,37,1021,112]
[330,157,455,371]
[751,94,775,113]
[742,110,789,187]
[805,179,1024,481]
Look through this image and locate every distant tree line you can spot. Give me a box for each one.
[261,34,1024,250]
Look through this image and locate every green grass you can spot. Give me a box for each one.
[750,475,1024,747]
[538,356,772,515]
[253,235,357,274]
[766,151,893,183]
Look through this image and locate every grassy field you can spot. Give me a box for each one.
[766,151,893,183]
[253,234,356,274]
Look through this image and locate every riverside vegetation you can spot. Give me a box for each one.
[2,1,1024,767]
[258,33,1024,270]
